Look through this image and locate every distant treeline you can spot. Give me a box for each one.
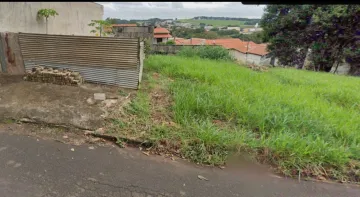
[105,17,174,25]
[193,16,260,25]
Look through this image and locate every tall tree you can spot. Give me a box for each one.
[261,5,360,73]
[311,5,360,73]
[261,5,317,68]
[37,9,59,34]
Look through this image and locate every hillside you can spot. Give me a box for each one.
[106,52,360,183]
[178,19,255,28]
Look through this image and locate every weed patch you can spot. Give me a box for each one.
[143,55,360,183]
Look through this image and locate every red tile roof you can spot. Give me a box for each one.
[247,42,268,56]
[154,27,170,34]
[112,24,137,27]
[174,38,268,56]
[174,38,207,45]
[154,34,172,38]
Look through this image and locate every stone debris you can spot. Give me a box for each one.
[94,93,106,101]
[86,97,96,105]
[24,66,84,86]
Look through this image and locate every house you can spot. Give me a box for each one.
[227,27,241,31]
[174,38,206,45]
[204,25,214,31]
[153,27,172,44]
[174,38,272,66]
[0,2,103,36]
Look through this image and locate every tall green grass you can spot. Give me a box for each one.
[145,55,360,180]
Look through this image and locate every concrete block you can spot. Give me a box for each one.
[94,93,106,101]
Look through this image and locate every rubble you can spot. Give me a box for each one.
[24,66,84,86]
[94,93,106,101]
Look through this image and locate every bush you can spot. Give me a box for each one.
[166,40,175,45]
[143,39,152,55]
[177,46,233,61]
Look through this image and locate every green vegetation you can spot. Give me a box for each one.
[165,40,175,45]
[37,9,59,34]
[171,26,265,43]
[261,5,360,74]
[178,46,233,61]
[142,54,360,182]
[88,20,111,37]
[171,27,218,39]
[193,16,261,25]
[179,19,248,27]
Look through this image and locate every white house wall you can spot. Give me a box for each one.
[246,53,262,65]
[229,49,246,63]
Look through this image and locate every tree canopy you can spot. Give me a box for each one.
[261,5,360,74]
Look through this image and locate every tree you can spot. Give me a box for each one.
[261,5,360,73]
[88,20,111,37]
[37,8,59,34]
[311,5,360,73]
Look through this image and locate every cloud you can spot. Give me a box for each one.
[97,2,266,20]
[171,2,184,9]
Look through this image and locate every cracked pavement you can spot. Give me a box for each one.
[0,131,359,197]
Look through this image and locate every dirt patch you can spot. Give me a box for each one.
[149,83,175,126]
[0,79,134,130]
[0,73,24,85]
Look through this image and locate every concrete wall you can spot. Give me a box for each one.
[246,53,262,65]
[229,49,271,66]
[0,32,25,74]
[0,2,103,36]
[113,26,154,40]
[229,49,246,63]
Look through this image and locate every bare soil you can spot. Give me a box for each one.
[0,75,135,130]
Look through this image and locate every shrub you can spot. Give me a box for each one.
[166,40,175,45]
[177,46,233,61]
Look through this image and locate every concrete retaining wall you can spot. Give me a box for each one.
[0,32,25,74]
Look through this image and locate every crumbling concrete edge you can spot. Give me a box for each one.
[17,118,153,148]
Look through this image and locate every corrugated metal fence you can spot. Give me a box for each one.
[18,33,143,89]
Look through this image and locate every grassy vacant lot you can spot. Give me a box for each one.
[139,55,360,182]
[179,19,254,28]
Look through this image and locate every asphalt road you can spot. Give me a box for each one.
[0,131,359,197]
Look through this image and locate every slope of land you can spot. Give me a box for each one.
[106,55,360,183]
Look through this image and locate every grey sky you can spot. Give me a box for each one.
[97,2,266,20]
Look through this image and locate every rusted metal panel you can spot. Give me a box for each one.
[24,62,139,89]
[0,32,25,74]
[19,33,142,89]
[18,33,139,69]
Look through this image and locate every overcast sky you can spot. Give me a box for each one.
[97,2,266,20]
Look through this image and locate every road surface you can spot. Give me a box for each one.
[0,131,359,197]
